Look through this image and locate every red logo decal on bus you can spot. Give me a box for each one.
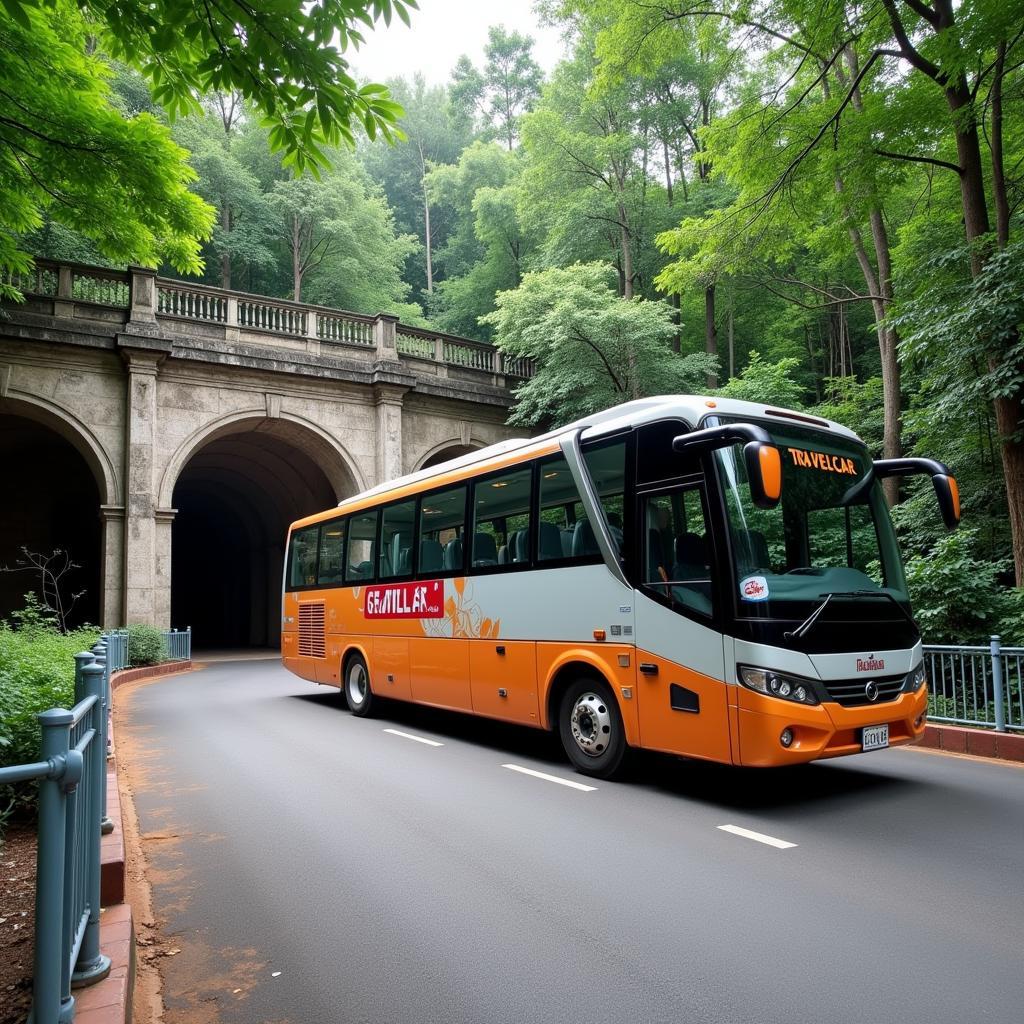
[364,580,445,619]
[856,656,885,672]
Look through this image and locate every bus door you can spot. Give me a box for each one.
[632,482,732,763]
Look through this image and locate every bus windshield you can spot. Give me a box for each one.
[713,421,910,625]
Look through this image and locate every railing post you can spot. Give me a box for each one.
[990,635,1006,732]
[127,265,158,324]
[54,264,75,319]
[93,638,114,835]
[34,707,76,1024]
[373,312,398,360]
[225,294,239,341]
[72,663,112,987]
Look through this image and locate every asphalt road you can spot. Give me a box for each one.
[121,659,1024,1024]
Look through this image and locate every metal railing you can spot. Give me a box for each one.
[923,635,1023,732]
[0,643,114,1023]
[162,626,192,662]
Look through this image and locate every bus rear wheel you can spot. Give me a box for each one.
[345,654,375,717]
[558,677,626,779]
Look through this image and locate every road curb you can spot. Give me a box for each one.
[111,660,193,692]
[916,723,1024,762]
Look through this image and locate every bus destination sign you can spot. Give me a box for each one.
[364,580,445,619]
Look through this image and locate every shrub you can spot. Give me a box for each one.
[126,624,166,667]
[0,619,100,814]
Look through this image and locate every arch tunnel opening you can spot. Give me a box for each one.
[0,413,101,628]
[171,427,345,651]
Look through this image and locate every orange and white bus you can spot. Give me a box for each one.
[282,396,960,777]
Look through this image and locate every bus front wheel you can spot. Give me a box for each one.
[345,654,375,717]
[558,678,626,779]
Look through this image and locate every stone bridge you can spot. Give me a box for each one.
[0,261,531,646]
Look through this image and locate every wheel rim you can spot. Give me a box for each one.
[569,691,612,757]
[347,663,368,706]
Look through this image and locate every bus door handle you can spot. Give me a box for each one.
[496,645,506,656]
[639,663,659,676]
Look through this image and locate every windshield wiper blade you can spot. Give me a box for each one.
[784,592,834,640]
[784,589,914,642]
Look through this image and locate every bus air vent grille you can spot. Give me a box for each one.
[298,602,326,658]
[823,674,904,707]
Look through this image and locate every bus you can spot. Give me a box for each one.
[281,396,960,777]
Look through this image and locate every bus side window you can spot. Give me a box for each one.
[538,456,597,563]
[317,519,346,585]
[288,526,319,589]
[582,439,626,556]
[472,466,532,569]
[345,510,378,583]
[380,499,417,579]
[641,487,714,618]
[418,484,467,575]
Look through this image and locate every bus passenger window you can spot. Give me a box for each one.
[345,510,378,583]
[380,499,417,579]
[288,526,319,589]
[582,440,626,553]
[317,520,346,585]
[472,466,532,569]
[419,485,466,574]
[642,489,714,617]
[538,457,594,562]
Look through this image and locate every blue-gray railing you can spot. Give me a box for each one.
[102,625,191,669]
[923,636,1023,732]
[0,642,114,1023]
[163,626,191,662]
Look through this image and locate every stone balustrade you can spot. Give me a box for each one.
[7,260,535,384]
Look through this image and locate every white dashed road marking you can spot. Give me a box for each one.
[383,728,444,747]
[717,824,797,849]
[501,764,597,792]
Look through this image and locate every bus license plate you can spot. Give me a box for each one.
[862,724,889,751]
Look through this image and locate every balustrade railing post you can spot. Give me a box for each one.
[128,265,158,324]
[34,707,76,1024]
[72,663,112,987]
[373,312,398,360]
[225,295,239,341]
[990,635,1006,732]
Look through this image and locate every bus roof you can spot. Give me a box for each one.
[290,395,862,531]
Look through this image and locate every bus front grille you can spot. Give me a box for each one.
[298,602,326,658]
[823,674,905,707]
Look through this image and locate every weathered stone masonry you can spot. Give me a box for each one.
[0,262,528,639]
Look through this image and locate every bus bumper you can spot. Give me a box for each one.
[734,686,929,767]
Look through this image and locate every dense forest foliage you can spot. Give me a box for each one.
[3,0,1022,640]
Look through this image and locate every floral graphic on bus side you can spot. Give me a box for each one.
[421,577,501,640]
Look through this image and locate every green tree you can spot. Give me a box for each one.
[482,262,715,426]
[482,25,544,150]
[0,2,214,293]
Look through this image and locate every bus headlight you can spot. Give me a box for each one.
[738,666,819,706]
[903,663,927,693]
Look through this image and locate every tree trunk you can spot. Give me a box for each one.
[990,41,1009,249]
[705,285,718,389]
[292,216,302,302]
[662,135,674,206]
[728,301,735,380]
[424,193,433,294]
[619,205,633,300]
[220,201,231,290]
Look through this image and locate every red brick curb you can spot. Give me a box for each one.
[101,774,124,907]
[915,723,1024,762]
[110,659,192,691]
[72,904,135,1024]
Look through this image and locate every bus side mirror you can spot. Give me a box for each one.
[673,423,782,510]
[874,458,960,531]
[932,474,960,531]
[745,442,781,510]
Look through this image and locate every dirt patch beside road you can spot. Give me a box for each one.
[0,822,35,1024]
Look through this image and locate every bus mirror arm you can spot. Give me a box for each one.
[673,424,782,510]
[874,458,960,530]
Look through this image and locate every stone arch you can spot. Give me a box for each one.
[0,394,112,626]
[158,408,364,510]
[414,438,487,473]
[0,391,119,506]
[165,410,363,649]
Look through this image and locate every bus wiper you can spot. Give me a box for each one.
[785,589,914,641]
[784,593,833,640]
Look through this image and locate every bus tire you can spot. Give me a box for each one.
[558,677,626,779]
[345,653,375,718]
